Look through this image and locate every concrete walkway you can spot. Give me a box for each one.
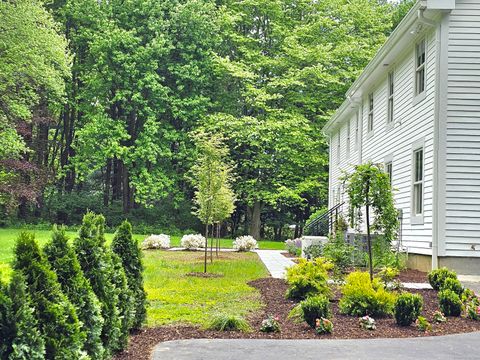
[254,250,295,278]
[152,331,480,360]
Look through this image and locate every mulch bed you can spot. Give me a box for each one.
[397,269,428,283]
[114,277,480,360]
[281,252,298,259]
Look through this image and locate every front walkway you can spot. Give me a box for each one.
[152,331,480,360]
[254,250,295,278]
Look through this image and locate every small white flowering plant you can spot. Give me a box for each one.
[260,315,281,333]
[180,234,206,250]
[233,235,258,252]
[359,315,376,330]
[142,234,170,249]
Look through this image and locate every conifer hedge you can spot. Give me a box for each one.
[13,232,85,359]
[44,226,105,359]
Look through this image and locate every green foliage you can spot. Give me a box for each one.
[428,268,457,291]
[259,315,281,333]
[344,162,399,280]
[112,220,147,329]
[394,293,423,326]
[303,244,324,260]
[285,258,332,300]
[8,271,46,360]
[440,277,463,296]
[0,279,13,358]
[416,316,431,332]
[296,295,331,328]
[74,213,122,355]
[44,226,104,359]
[339,271,396,317]
[323,234,356,275]
[371,236,406,270]
[378,266,400,285]
[315,318,334,334]
[438,289,462,317]
[12,232,85,359]
[208,314,251,332]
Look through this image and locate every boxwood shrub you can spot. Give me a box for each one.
[299,295,332,328]
[428,268,457,291]
[394,292,423,326]
[438,289,462,317]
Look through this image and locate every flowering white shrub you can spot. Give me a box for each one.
[233,235,258,252]
[142,234,170,249]
[180,234,206,250]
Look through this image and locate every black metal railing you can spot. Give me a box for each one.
[304,202,345,236]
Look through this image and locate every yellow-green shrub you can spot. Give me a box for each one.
[285,258,332,300]
[339,271,396,316]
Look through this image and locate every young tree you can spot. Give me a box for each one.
[44,226,105,359]
[8,271,46,360]
[74,212,122,355]
[112,220,147,329]
[12,232,85,359]
[191,132,235,272]
[344,162,399,281]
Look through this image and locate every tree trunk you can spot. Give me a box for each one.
[204,224,209,273]
[249,201,262,240]
[366,181,373,282]
[104,160,111,206]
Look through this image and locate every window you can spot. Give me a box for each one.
[387,72,394,123]
[368,93,374,132]
[337,132,341,164]
[412,147,424,216]
[385,161,393,186]
[355,112,360,148]
[415,39,426,96]
[346,122,351,157]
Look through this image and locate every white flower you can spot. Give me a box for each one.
[233,235,258,252]
[142,234,170,249]
[180,234,206,250]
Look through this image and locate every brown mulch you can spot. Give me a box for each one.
[281,252,298,259]
[397,269,428,283]
[114,277,480,360]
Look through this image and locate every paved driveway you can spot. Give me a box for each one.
[152,332,480,360]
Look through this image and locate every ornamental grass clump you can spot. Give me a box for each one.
[339,271,396,317]
[112,220,147,329]
[438,289,462,317]
[428,267,457,291]
[289,294,331,328]
[208,314,251,332]
[44,226,104,358]
[394,293,423,326]
[142,234,171,249]
[285,258,332,300]
[13,232,85,359]
[181,234,206,250]
[233,235,258,251]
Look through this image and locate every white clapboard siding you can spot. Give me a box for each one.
[328,29,437,255]
[445,0,480,258]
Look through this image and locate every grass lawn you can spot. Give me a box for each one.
[144,251,268,327]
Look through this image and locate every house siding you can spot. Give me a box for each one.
[445,0,480,257]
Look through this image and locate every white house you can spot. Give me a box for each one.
[323,0,480,274]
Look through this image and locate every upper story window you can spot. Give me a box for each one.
[336,131,341,164]
[346,122,351,157]
[368,93,374,132]
[412,147,424,216]
[387,71,394,123]
[415,39,426,96]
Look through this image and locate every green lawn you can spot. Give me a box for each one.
[144,251,268,327]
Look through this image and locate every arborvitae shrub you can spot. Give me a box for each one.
[74,213,122,355]
[428,267,457,290]
[0,279,13,358]
[13,232,85,359]
[112,220,147,329]
[111,253,134,349]
[438,289,462,317]
[44,226,105,359]
[8,271,46,359]
[394,292,423,326]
